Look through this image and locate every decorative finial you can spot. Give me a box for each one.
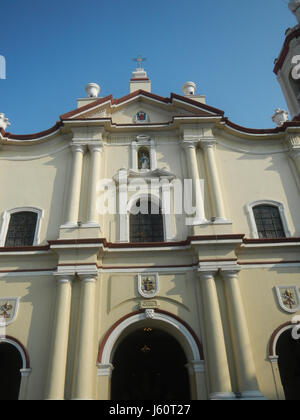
[272,108,289,127]
[0,113,11,131]
[289,0,300,23]
[85,83,100,98]
[133,55,146,70]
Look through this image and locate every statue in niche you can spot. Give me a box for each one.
[138,147,150,170]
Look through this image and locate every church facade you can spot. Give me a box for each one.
[1,2,300,401]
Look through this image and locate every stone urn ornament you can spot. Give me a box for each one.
[85,83,100,98]
[0,113,11,131]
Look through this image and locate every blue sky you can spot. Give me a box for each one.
[0,0,296,134]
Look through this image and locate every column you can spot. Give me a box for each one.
[221,269,265,399]
[289,149,300,176]
[150,139,157,170]
[87,143,103,226]
[287,135,300,176]
[183,141,207,224]
[64,144,85,227]
[73,274,97,400]
[161,179,175,241]
[200,139,227,223]
[131,140,138,170]
[45,275,73,400]
[198,271,234,399]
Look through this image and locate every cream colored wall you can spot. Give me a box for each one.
[214,140,300,236]
[97,268,203,357]
[0,139,71,243]
[238,267,300,399]
[0,274,56,400]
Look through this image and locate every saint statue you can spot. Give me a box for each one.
[138,149,150,169]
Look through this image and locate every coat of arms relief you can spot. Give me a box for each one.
[275,286,300,313]
[138,273,159,299]
[0,298,19,327]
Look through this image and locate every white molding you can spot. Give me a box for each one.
[0,337,28,369]
[240,262,300,269]
[97,363,114,377]
[246,199,291,239]
[0,144,69,161]
[270,324,294,358]
[0,271,54,277]
[0,207,44,247]
[99,266,195,273]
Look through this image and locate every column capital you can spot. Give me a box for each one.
[198,270,217,280]
[70,143,86,154]
[182,138,199,149]
[220,268,241,280]
[88,142,103,153]
[285,134,300,152]
[54,274,74,285]
[78,271,98,283]
[199,137,217,150]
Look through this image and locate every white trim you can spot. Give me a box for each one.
[0,250,50,256]
[270,325,294,358]
[0,337,27,369]
[240,263,300,269]
[100,266,195,274]
[0,207,44,247]
[0,271,54,277]
[100,312,202,367]
[246,200,291,239]
[0,129,61,145]
[0,144,69,161]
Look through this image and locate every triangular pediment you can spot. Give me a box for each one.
[60,90,224,125]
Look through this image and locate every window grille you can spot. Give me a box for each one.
[5,211,38,247]
[130,200,164,243]
[253,205,285,239]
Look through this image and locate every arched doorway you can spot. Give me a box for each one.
[111,327,190,400]
[277,328,300,400]
[0,342,23,400]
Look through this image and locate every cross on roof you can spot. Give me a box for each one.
[133,55,146,69]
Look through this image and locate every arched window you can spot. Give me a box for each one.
[138,147,150,170]
[3,209,41,247]
[247,200,290,239]
[130,199,164,243]
[252,204,285,239]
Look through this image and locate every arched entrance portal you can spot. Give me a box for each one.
[277,329,300,400]
[111,328,190,400]
[98,311,207,400]
[0,342,23,400]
